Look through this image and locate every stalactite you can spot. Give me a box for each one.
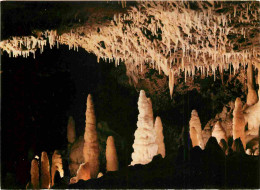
[169,69,174,99]
[106,136,119,172]
[41,151,51,189]
[83,94,100,178]
[154,116,166,158]
[30,159,39,190]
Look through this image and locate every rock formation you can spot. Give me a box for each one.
[202,124,211,146]
[189,110,204,149]
[154,116,166,158]
[70,162,91,184]
[69,136,84,176]
[246,63,258,107]
[51,150,64,187]
[233,98,246,149]
[212,121,227,144]
[67,116,76,144]
[40,151,51,189]
[30,159,39,189]
[106,136,119,172]
[83,94,100,178]
[131,90,158,165]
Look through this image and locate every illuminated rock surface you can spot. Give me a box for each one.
[30,159,39,189]
[131,90,158,165]
[106,136,119,172]
[83,94,100,178]
[154,116,166,158]
[40,152,51,189]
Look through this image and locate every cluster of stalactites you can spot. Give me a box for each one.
[0,2,259,96]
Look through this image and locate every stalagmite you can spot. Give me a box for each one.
[212,121,227,144]
[202,124,211,146]
[106,136,119,172]
[154,116,166,158]
[244,65,260,137]
[69,136,84,176]
[67,116,76,144]
[76,162,91,181]
[41,151,51,189]
[30,159,39,189]
[233,98,246,149]
[51,150,64,187]
[97,172,103,178]
[189,110,204,149]
[83,94,100,178]
[131,90,158,165]
[246,62,258,107]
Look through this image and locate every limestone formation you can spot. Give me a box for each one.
[212,121,227,144]
[202,124,211,146]
[246,63,258,107]
[41,151,51,189]
[51,150,64,187]
[69,136,84,176]
[83,94,100,178]
[233,98,246,149]
[154,116,166,158]
[106,136,119,172]
[189,110,204,149]
[131,90,158,165]
[30,159,39,189]
[67,116,76,144]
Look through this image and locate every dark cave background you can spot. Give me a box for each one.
[0,2,251,189]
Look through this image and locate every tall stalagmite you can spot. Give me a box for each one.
[67,116,76,144]
[154,116,166,158]
[233,98,246,149]
[83,94,100,178]
[30,159,39,189]
[41,152,51,189]
[189,110,204,149]
[212,121,227,144]
[51,150,64,187]
[131,90,158,165]
[246,63,258,107]
[244,64,260,138]
[106,136,118,172]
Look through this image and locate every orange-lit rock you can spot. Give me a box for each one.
[83,94,100,178]
[189,110,204,149]
[106,136,118,172]
[67,116,76,144]
[30,159,39,189]
[51,150,64,187]
[40,151,51,189]
[233,98,246,149]
[154,116,166,158]
[212,121,227,144]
